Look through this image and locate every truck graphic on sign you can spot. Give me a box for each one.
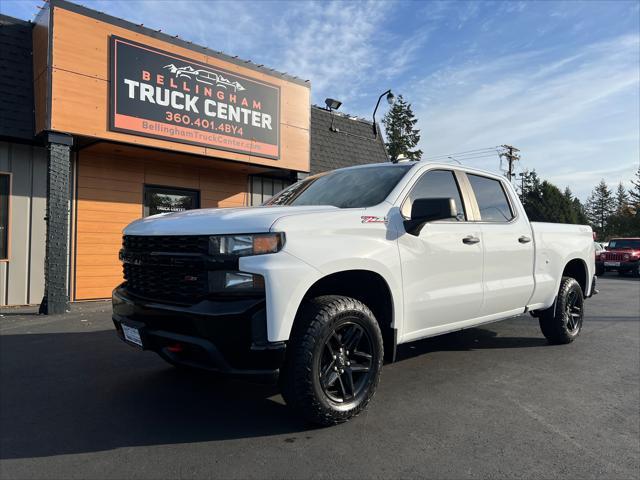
[164,64,246,92]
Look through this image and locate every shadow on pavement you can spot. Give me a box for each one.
[0,322,569,460]
[395,326,548,363]
[597,274,640,282]
[0,330,307,460]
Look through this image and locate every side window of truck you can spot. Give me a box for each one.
[401,170,466,221]
[467,174,514,222]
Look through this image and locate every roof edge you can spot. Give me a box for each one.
[48,0,311,88]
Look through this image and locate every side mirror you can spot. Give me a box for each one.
[404,198,457,236]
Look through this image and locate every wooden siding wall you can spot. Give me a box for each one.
[47,6,310,173]
[0,142,48,306]
[74,151,249,300]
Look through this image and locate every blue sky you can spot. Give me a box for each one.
[3,0,639,199]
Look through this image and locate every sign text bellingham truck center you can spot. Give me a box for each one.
[110,36,280,158]
[122,79,273,131]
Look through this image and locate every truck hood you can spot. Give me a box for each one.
[123,205,339,235]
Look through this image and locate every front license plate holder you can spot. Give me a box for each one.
[122,323,143,347]
[604,261,620,267]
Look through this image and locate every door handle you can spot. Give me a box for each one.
[518,235,532,244]
[462,235,480,245]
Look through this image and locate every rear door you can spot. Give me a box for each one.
[464,173,535,316]
[398,169,484,341]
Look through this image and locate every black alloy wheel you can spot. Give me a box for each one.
[564,288,583,334]
[539,276,585,344]
[318,322,375,404]
[280,295,384,425]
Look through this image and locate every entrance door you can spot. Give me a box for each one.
[398,169,484,341]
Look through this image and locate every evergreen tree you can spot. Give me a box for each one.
[520,171,582,224]
[563,186,573,201]
[615,182,630,213]
[586,180,615,237]
[629,166,640,209]
[382,95,423,162]
[572,197,589,225]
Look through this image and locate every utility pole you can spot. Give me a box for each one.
[519,171,526,198]
[499,145,520,183]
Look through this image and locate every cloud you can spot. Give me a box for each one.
[2,0,637,200]
[407,34,640,199]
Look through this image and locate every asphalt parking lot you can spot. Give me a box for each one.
[0,276,638,479]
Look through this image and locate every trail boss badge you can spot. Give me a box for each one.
[110,36,280,159]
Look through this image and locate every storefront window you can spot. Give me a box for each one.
[143,185,200,217]
[250,175,292,206]
[0,174,9,260]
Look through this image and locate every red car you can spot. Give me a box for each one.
[597,238,640,276]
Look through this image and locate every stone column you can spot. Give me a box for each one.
[39,133,73,315]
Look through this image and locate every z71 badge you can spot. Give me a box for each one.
[360,216,387,224]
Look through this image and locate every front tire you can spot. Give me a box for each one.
[539,277,584,344]
[280,295,384,426]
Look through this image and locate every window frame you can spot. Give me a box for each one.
[142,184,201,217]
[0,172,11,262]
[462,172,518,224]
[248,174,293,206]
[400,168,472,222]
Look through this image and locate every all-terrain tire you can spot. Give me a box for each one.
[539,276,584,345]
[280,295,384,426]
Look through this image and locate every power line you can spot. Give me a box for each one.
[421,146,500,162]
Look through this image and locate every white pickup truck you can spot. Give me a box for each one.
[113,161,596,425]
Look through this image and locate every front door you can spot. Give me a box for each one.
[398,169,484,342]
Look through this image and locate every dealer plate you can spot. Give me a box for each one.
[122,324,143,347]
[604,261,620,267]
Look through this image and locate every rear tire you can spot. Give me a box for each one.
[539,277,584,345]
[280,295,384,426]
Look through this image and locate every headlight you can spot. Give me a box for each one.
[208,271,265,294]
[208,233,285,256]
[623,253,630,261]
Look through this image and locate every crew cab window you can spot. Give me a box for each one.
[467,174,514,222]
[401,169,466,220]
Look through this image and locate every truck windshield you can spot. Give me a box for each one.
[608,239,640,249]
[265,164,413,208]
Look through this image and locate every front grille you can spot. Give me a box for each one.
[122,235,210,303]
[603,252,624,261]
[123,263,208,303]
[123,235,209,255]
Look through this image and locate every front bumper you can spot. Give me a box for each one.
[112,286,285,380]
[600,260,639,272]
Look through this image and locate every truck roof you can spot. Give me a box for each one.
[331,160,506,179]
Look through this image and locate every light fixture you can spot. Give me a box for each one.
[372,89,393,138]
[325,98,342,111]
[386,91,395,104]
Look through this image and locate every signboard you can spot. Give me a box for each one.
[110,36,280,159]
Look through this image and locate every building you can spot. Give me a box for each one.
[0,0,387,309]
